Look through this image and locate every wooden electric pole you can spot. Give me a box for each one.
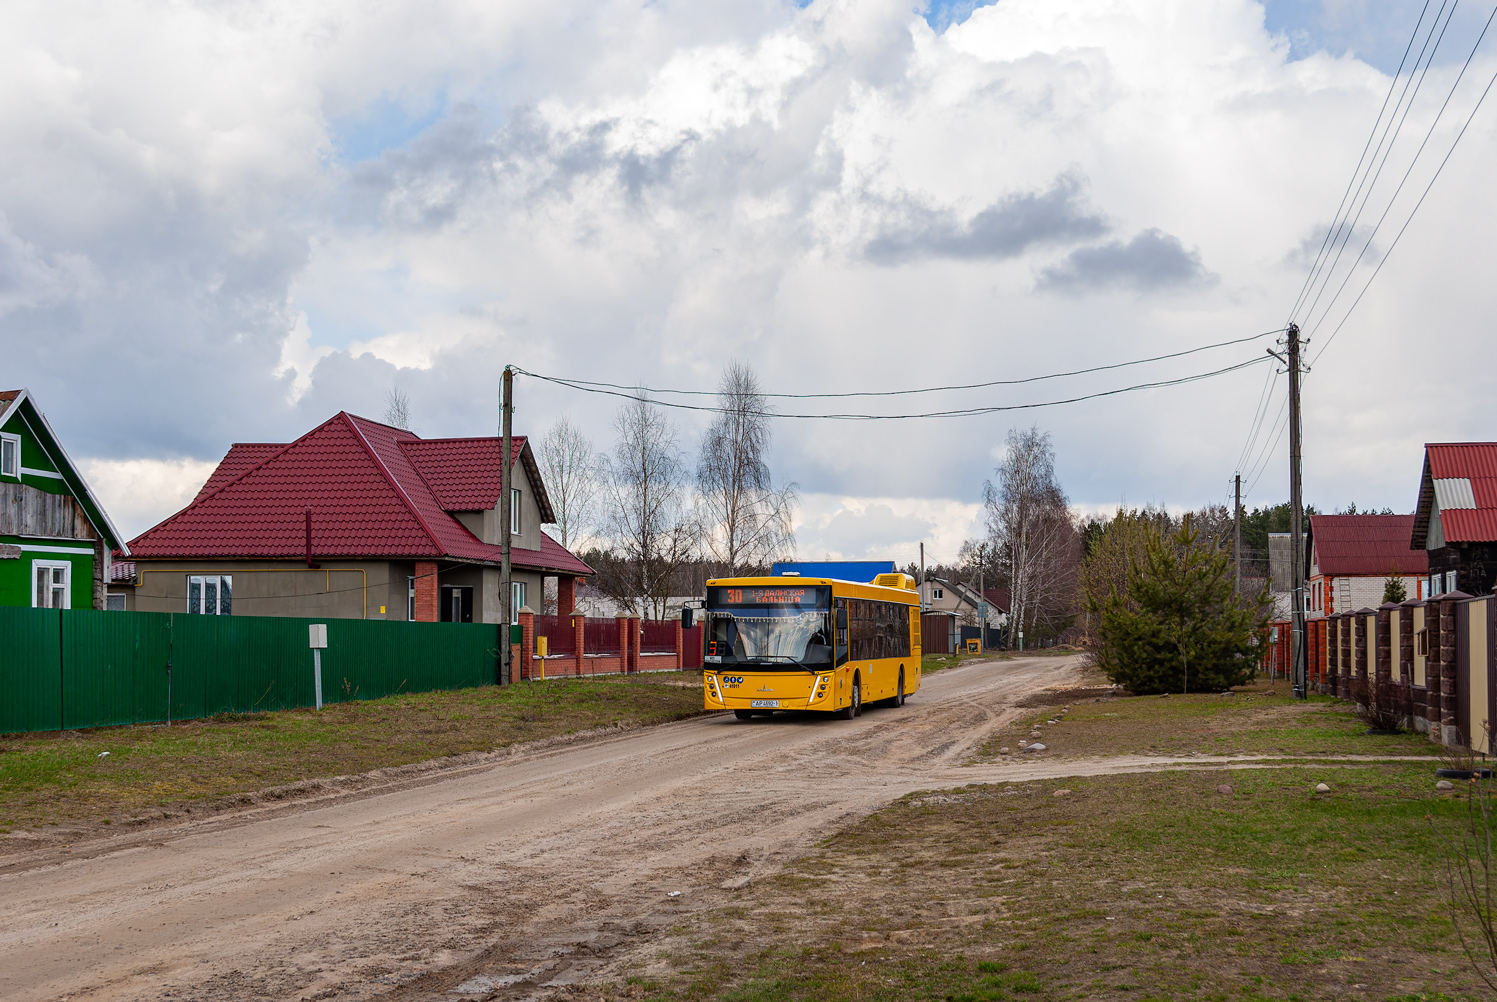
[500,366,514,686]
[1287,324,1307,700]
[1233,473,1242,597]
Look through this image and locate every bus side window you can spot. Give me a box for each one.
[835,599,849,665]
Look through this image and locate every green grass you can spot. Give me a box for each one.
[974,679,1440,761]
[0,674,706,834]
[616,764,1485,1001]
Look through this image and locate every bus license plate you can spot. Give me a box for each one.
[750,699,780,708]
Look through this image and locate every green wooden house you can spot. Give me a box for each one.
[0,388,128,609]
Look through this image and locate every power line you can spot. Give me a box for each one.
[514,355,1272,421]
[1297,0,1459,332]
[1308,3,1497,360]
[1287,0,1436,322]
[521,329,1285,402]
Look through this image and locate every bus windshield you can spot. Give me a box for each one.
[706,609,831,667]
[704,584,832,668]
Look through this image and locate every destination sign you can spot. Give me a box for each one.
[707,585,830,609]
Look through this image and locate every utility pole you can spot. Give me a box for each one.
[1233,473,1242,597]
[976,542,987,653]
[500,366,514,687]
[1287,324,1307,701]
[919,542,925,608]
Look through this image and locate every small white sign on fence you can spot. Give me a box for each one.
[309,624,327,709]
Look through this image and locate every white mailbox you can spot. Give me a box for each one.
[309,623,328,649]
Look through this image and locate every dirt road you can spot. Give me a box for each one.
[1,656,1088,1001]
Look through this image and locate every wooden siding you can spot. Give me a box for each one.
[0,482,100,540]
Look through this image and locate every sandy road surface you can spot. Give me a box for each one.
[0,656,1089,1001]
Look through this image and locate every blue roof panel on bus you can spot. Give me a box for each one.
[770,560,896,583]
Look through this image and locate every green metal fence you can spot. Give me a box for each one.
[0,606,503,734]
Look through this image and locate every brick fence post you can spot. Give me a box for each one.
[573,614,586,677]
[615,616,630,674]
[1340,613,1353,700]
[1440,593,1472,745]
[1426,599,1444,736]
[633,617,642,672]
[414,561,439,622]
[519,607,535,681]
[674,618,684,670]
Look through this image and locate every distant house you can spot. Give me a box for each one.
[919,575,1010,627]
[1411,443,1497,597]
[1304,514,1429,618]
[0,389,129,610]
[114,412,592,622]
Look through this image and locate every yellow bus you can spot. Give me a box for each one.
[691,573,922,720]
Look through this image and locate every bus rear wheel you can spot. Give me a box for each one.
[893,668,905,707]
[733,709,755,720]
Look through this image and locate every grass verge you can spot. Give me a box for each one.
[974,679,1439,761]
[0,674,706,835]
[615,763,1480,1001]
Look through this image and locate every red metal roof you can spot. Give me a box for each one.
[192,443,283,504]
[1412,444,1497,546]
[128,413,593,576]
[1308,515,1427,577]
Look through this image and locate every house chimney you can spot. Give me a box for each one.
[305,508,319,569]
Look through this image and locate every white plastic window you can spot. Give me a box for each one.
[407,576,416,621]
[511,488,522,533]
[187,574,232,614]
[0,433,18,479]
[33,561,69,608]
[511,581,526,624]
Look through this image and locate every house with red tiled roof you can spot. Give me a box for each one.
[1411,443,1497,598]
[112,412,593,623]
[1304,514,1429,618]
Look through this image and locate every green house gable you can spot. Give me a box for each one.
[0,389,127,611]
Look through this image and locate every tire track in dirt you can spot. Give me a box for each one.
[0,656,1082,1002]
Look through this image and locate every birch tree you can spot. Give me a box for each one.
[538,416,599,549]
[983,426,1079,646]
[602,394,697,618]
[382,387,412,430]
[697,361,798,575]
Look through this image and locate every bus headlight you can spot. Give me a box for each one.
[808,675,829,703]
[706,674,724,703]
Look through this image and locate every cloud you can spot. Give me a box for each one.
[1037,228,1215,294]
[81,457,219,540]
[864,172,1109,264]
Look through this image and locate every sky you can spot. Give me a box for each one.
[4,0,1496,566]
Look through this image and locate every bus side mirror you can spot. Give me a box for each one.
[835,608,847,630]
[681,606,695,629]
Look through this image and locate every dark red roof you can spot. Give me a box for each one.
[129,412,592,576]
[192,443,282,503]
[1308,515,1427,577]
[1412,443,1497,546]
[983,587,1011,613]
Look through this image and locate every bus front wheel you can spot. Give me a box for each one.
[837,676,861,720]
[893,668,905,707]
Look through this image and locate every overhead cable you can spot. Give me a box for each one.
[513,355,1272,421]
[519,330,1285,402]
[1309,3,1497,360]
[1287,0,1437,322]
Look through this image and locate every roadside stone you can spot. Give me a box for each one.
[1436,780,1455,791]
[1159,693,1170,698]
[719,876,751,890]
[1216,784,1233,795]
[1053,789,1071,797]
[1046,719,1058,725]
[1221,691,1235,697]
[998,747,1011,755]
[1315,782,1330,793]
[1024,742,1046,753]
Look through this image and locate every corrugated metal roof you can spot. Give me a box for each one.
[1308,514,1428,577]
[1414,444,1497,546]
[1433,478,1477,509]
[128,412,593,576]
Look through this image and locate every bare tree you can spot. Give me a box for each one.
[382,387,412,430]
[538,416,600,550]
[698,361,798,576]
[602,394,698,619]
[983,426,1079,647]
